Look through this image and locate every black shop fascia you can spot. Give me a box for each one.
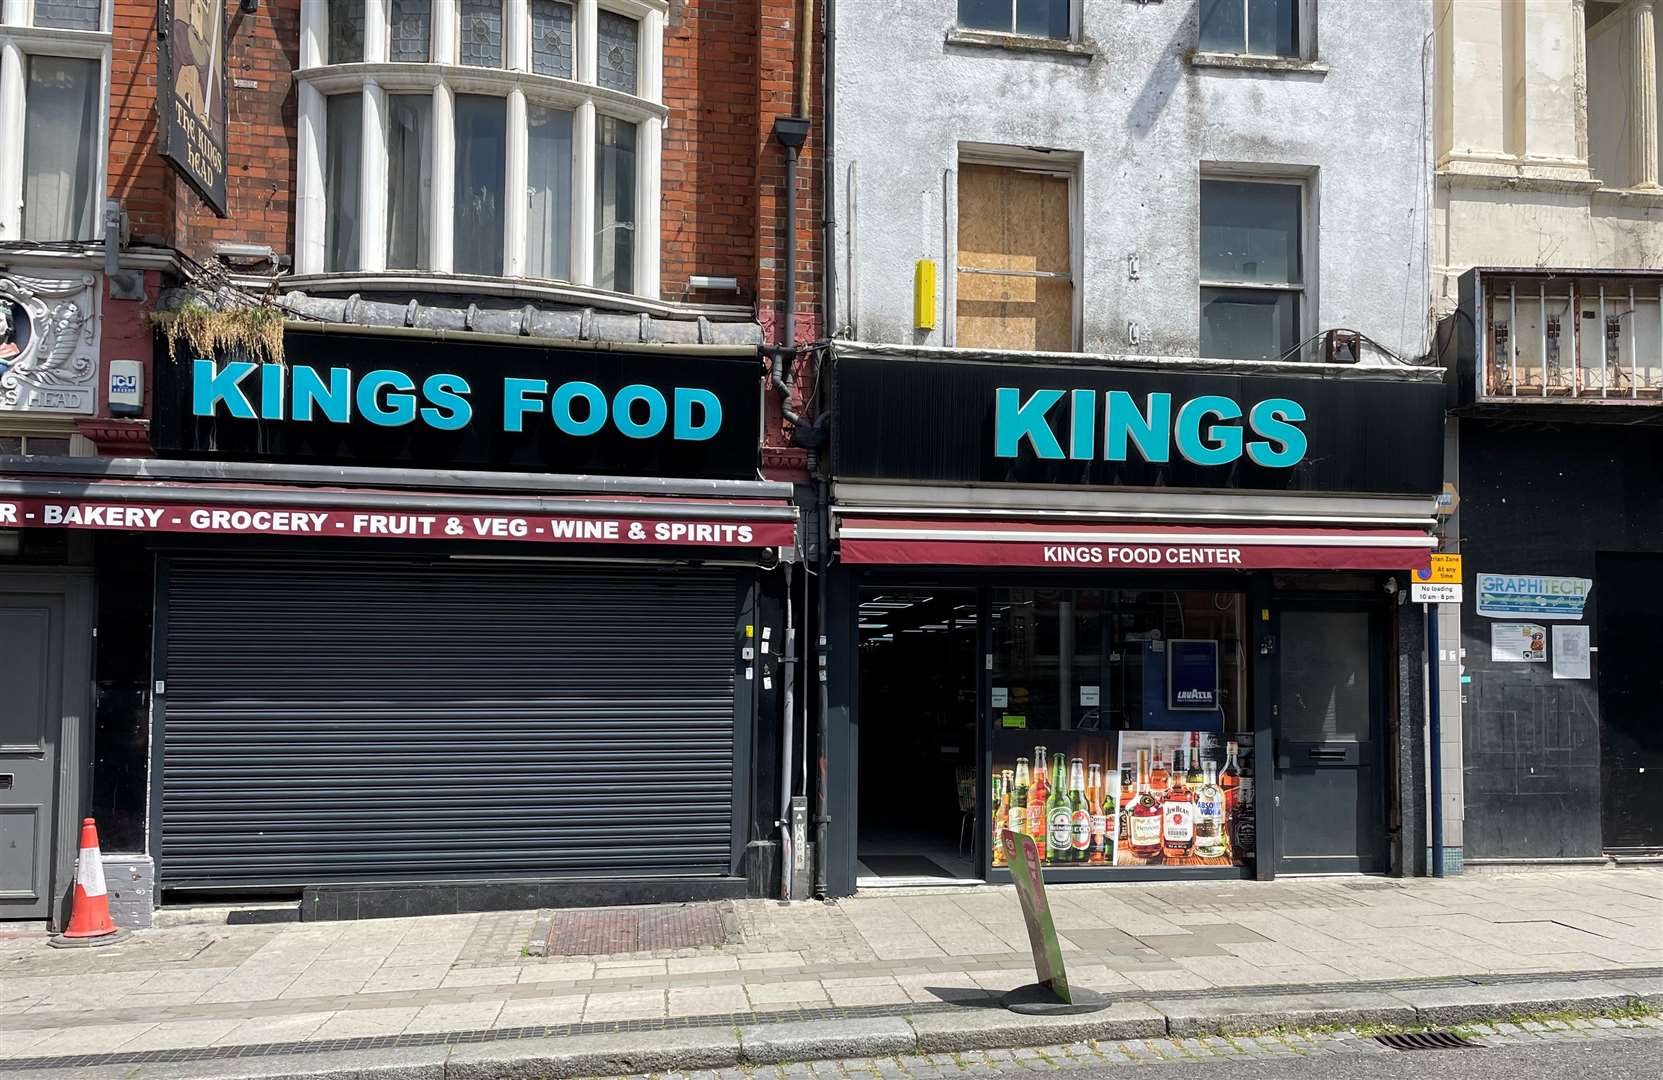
[819,343,1446,894]
[0,326,799,919]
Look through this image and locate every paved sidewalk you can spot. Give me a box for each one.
[0,868,1658,1076]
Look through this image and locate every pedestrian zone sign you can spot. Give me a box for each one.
[1412,554,1463,604]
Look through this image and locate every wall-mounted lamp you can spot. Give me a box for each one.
[240,1,260,13]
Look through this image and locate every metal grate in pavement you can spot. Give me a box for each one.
[544,903,731,956]
[0,964,1655,1072]
[1374,1031,1479,1051]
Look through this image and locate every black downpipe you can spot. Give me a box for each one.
[813,462,830,897]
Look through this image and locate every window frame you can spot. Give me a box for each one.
[1197,171,1314,363]
[1196,0,1316,62]
[950,144,1084,353]
[955,0,1079,44]
[0,1,113,245]
[294,0,665,298]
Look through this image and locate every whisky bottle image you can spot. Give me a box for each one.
[1162,760,1196,859]
[1186,731,1205,789]
[1117,761,1135,845]
[1149,751,1171,798]
[1068,758,1091,862]
[1087,762,1111,864]
[1046,753,1072,864]
[1220,740,1242,815]
[1129,749,1164,861]
[1193,760,1228,859]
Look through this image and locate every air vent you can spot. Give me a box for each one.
[1373,1031,1479,1051]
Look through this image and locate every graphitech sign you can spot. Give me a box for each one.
[1475,573,1592,620]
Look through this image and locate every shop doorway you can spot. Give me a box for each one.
[856,589,979,884]
[1595,553,1663,852]
[1275,598,1388,874]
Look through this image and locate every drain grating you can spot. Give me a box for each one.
[544,902,732,956]
[1373,1031,1479,1051]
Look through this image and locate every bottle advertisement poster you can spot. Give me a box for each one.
[1113,731,1255,868]
[990,732,1120,869]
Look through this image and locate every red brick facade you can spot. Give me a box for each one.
[104,1,822,475]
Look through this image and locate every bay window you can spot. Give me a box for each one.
[296,0,666,298]
[0,2,110,244]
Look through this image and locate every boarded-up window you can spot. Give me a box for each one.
[956,164,1074,352]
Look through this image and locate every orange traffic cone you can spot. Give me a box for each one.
[48,819,127,948]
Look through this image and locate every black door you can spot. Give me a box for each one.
[1275,598,1388,874]
[1595,553,1663,851]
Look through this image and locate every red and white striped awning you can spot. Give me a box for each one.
[836,517,1436,572]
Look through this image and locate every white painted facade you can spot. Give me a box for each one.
[1434,0,1663,312]
[831,0,1435,361]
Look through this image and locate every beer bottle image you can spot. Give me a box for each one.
[1087,762,1110,864]
[1068,758,1091,862]
[1010,758,1031,839]
[1129,749,1164,860]
[1046,753,1071,864]
[1027,748,1050,860]
[991,775,1006,867]
[1117,761,1136,846]
[1220,740,1243,815]
[1186,731,1205,789]
[1194,759,1228,859]
[1162,756,1196,859]
[1149,751,1171,798]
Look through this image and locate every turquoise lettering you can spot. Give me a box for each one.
[674,387,723,441]
[613,384,667,439]
[1068,389,1096,460]
[291,366,351,422]
[421,374,473,431]
[357,369,417,426]
[191,359,257,419]
[259,364,284,420]
[503,378,548,433]
[994,387,1064,459]
[1246,398,1307,467]
[1175,395,1242,465]
[1105,391,1172,463]
[552,381,607,436]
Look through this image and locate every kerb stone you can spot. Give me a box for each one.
[1391,979,1643,1026]
[739,1018,917,1064]
[446,1025,741,1080]
[1156,992,1416,1036]
[908,1002,1166,1052]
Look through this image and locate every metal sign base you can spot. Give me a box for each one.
[1001,982,1112,1015]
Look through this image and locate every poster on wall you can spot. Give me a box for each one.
[158,0,229,214]
[1113,731,1254,868]
[1475,573,1591,620]
[1167,640,1220,711]
[1491,622,1547,663]
[990,732,1119,870]
[1552,625,1592,680]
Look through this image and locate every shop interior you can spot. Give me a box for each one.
[855,589,979,884]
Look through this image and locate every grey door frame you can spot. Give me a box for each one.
[0,569,95,929]
[1271,592,1389,876]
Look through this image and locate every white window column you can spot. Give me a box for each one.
[431,82,456,273]
[299,0,326,65]
[572,0,599,287]
[505,88,528,276]
[1,1,26,24]
[633,5,664,300]
[506,0,528,70]
[364,0,389,62]
[1633,0,1660,188]
[295,0,328,272]
[359,82,389,272]
[433,0,458,64]
[0,38,24,241]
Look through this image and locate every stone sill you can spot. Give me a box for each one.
[1187,50,1328,75]
[1593,185,1663,207]
[944,28,1096,61]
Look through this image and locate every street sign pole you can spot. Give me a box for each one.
[1427,603,1445,879]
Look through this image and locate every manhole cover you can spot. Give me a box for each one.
[1373,1031,1478,1051]
[545,903,732,956]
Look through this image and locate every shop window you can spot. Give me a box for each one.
[33,0,101,31]
[21,55,100,243]
[958,0,1072,40]
[987,589,1253,871]
[297,2,664,297]
[1200,177,1305,361]
[389,0,433,63]
[0,435,72,456]
[1199,0,1303,58]
[956,161,1076,352]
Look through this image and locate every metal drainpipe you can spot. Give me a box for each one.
[813,456,831,898]
[778,561,796,900]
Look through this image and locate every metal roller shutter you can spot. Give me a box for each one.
[159,555,743,887]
